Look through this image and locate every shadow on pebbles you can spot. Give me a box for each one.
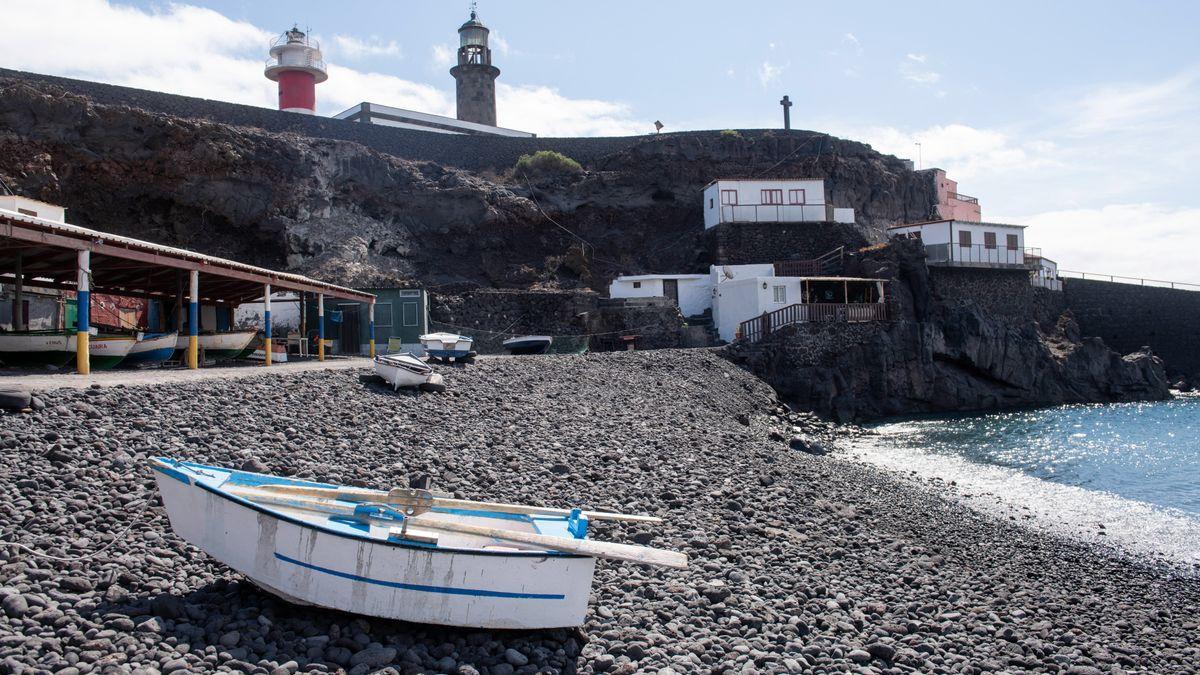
[0,350,1197,674]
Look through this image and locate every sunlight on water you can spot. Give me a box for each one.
[848,396,1200,568]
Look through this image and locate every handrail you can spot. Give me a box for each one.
[948,192,978,204]
[1058,270,1200,291]
[737,301,889,343]
[923,243,1039,268]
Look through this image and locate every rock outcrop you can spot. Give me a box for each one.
[724,241,1171,421]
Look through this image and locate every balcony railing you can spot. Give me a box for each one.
[948,192,979,204]
[719,203,833,223]
[924,243,1040,269]
[737,302,890,343]
[1031,276,1063,291]
[774,246,846,277]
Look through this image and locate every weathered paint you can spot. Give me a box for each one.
[263,284,272,367]
[317,293,325,361]
[368,301,376,358]
[76,250,90,375]
[188,270,199,369]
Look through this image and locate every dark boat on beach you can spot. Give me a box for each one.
[503,335,553,355]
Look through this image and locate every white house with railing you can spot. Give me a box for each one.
[703,179,856,229]
[888,219,1037,268]
[1029,255,1062,291]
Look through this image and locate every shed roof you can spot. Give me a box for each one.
[888,219,1026,230]
[702,178,825,190]
[0,208,374,305]
[614,274,709,282]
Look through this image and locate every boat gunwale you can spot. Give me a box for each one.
[152,459,588,559]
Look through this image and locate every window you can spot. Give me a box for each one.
[402,302,418,326]
[632,281,642,288]
[772,285,787,303]
[709,198,714,209]
[761,189,784,205]
[1006,234,1019,250]
[375,302,392,328]
[984,232,997,249]
[17,208,36,217]
[720,189,738,205]
[788,189,806,205]
[958,230,972,247]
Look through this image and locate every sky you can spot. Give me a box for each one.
[2,0,1199,282]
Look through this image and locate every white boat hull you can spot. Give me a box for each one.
[419,332,474,359]
[374,354,432,389]
[151,469,596,628]
[174,331,258,359]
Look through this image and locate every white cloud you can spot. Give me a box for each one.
[491,33,511,57]
[496,84,644,137]
[431,43,455,69]
[321,66,452,117]
[1011,204,1200,284]
[1064,70,1199,135]
[331,35,402,60]
[838,123,1059,179]
[900,53,941,85]
[758,61,784,88]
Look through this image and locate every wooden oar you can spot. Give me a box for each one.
[228,488,686,569]
[235,483,662,523]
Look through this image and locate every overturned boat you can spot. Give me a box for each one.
[419,332,475,361]
[149,458,685,629]
[503,335,553,355]
[373,352,444,391]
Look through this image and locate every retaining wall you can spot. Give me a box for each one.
[1063,278,1200,378]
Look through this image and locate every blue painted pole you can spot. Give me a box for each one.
[317,293,325,361]
[368,301,376,357]
[187,270,199,369]
[263,283,272,367]
[75,250,90,374]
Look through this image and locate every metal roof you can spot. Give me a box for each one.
[0,208,374,304]
[888,219,1026,230]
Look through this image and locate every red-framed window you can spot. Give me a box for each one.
[761,189,784,205]
[788,189,806,205]
[720,189,738,205]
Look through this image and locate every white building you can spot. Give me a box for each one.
[702,179,855,229]
[1029,255,1062,291]
[0,195,65,223]
[888,219,1033,268]
[334,102,535,138]
[607,274,711,317]
[610,263,886,342]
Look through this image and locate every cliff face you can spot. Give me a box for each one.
[0,74,935,290]
[723,242,1171,421]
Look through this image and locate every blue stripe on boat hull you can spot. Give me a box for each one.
[122,347,176,365]
[274,552,565,600]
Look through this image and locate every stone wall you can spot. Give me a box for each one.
[705,221,870,267]
[929,267,1035,322]
[428,289,683,353]
[1064,278,1200,378]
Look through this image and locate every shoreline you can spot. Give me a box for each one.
[1,352,1197,673]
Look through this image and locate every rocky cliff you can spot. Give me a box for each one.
[0,72,935,291]
[723,241,1171,421]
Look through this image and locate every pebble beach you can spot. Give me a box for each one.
[1,350,1198,674]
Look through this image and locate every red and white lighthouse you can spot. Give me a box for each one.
[264,26,328,114]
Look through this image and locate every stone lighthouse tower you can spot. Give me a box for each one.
[450,9,500,126]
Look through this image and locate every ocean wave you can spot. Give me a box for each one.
[844,433,1200,571]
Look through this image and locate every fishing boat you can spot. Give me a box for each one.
[419,332,475,361]
[502,335,553,355]
[122,331,179,367]
[149,458,685,629]
[68,332,136,370]
[0,330,75,368]
[374,352,443,390]
[172,330,258,362]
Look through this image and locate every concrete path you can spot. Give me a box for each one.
[0,357,372,392]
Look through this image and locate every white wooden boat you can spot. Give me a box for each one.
[503,335,553,355]
[149,458,685,629]
[123,332,179,366]
[374,353,441,390]
[419,332,474,361]
[173,330,258,361]
[67,333,136,370]
[0,330,74,368]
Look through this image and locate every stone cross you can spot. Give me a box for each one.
[780,95,792,130]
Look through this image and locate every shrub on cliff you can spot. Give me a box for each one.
[514,151,583,180]
[720,129,742,139]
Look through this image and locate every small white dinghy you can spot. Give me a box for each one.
[149,458,685,629]
[373,353,444,391]
[419,332,474,361]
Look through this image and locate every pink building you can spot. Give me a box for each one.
[931,169,981,222]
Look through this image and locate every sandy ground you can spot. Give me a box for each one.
[0,357,372,392]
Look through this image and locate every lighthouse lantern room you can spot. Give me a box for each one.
[264,26,328,114]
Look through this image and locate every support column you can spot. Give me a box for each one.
[76,250,90,375]
[13,253,24,332]
[368,301,376,357]
[317,294,325,361]
[176,273,184,333]
[187,270,199,369]
[263,284,272,367]
[299,291,307,356]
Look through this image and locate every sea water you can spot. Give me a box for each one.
[850,395,1200,568]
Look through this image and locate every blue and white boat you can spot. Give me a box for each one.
[148,458,684,629]
[419,332,475,361]
[122,331,179,366]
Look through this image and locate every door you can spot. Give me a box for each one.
[662,279,679,306]
[339,304,361,355]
